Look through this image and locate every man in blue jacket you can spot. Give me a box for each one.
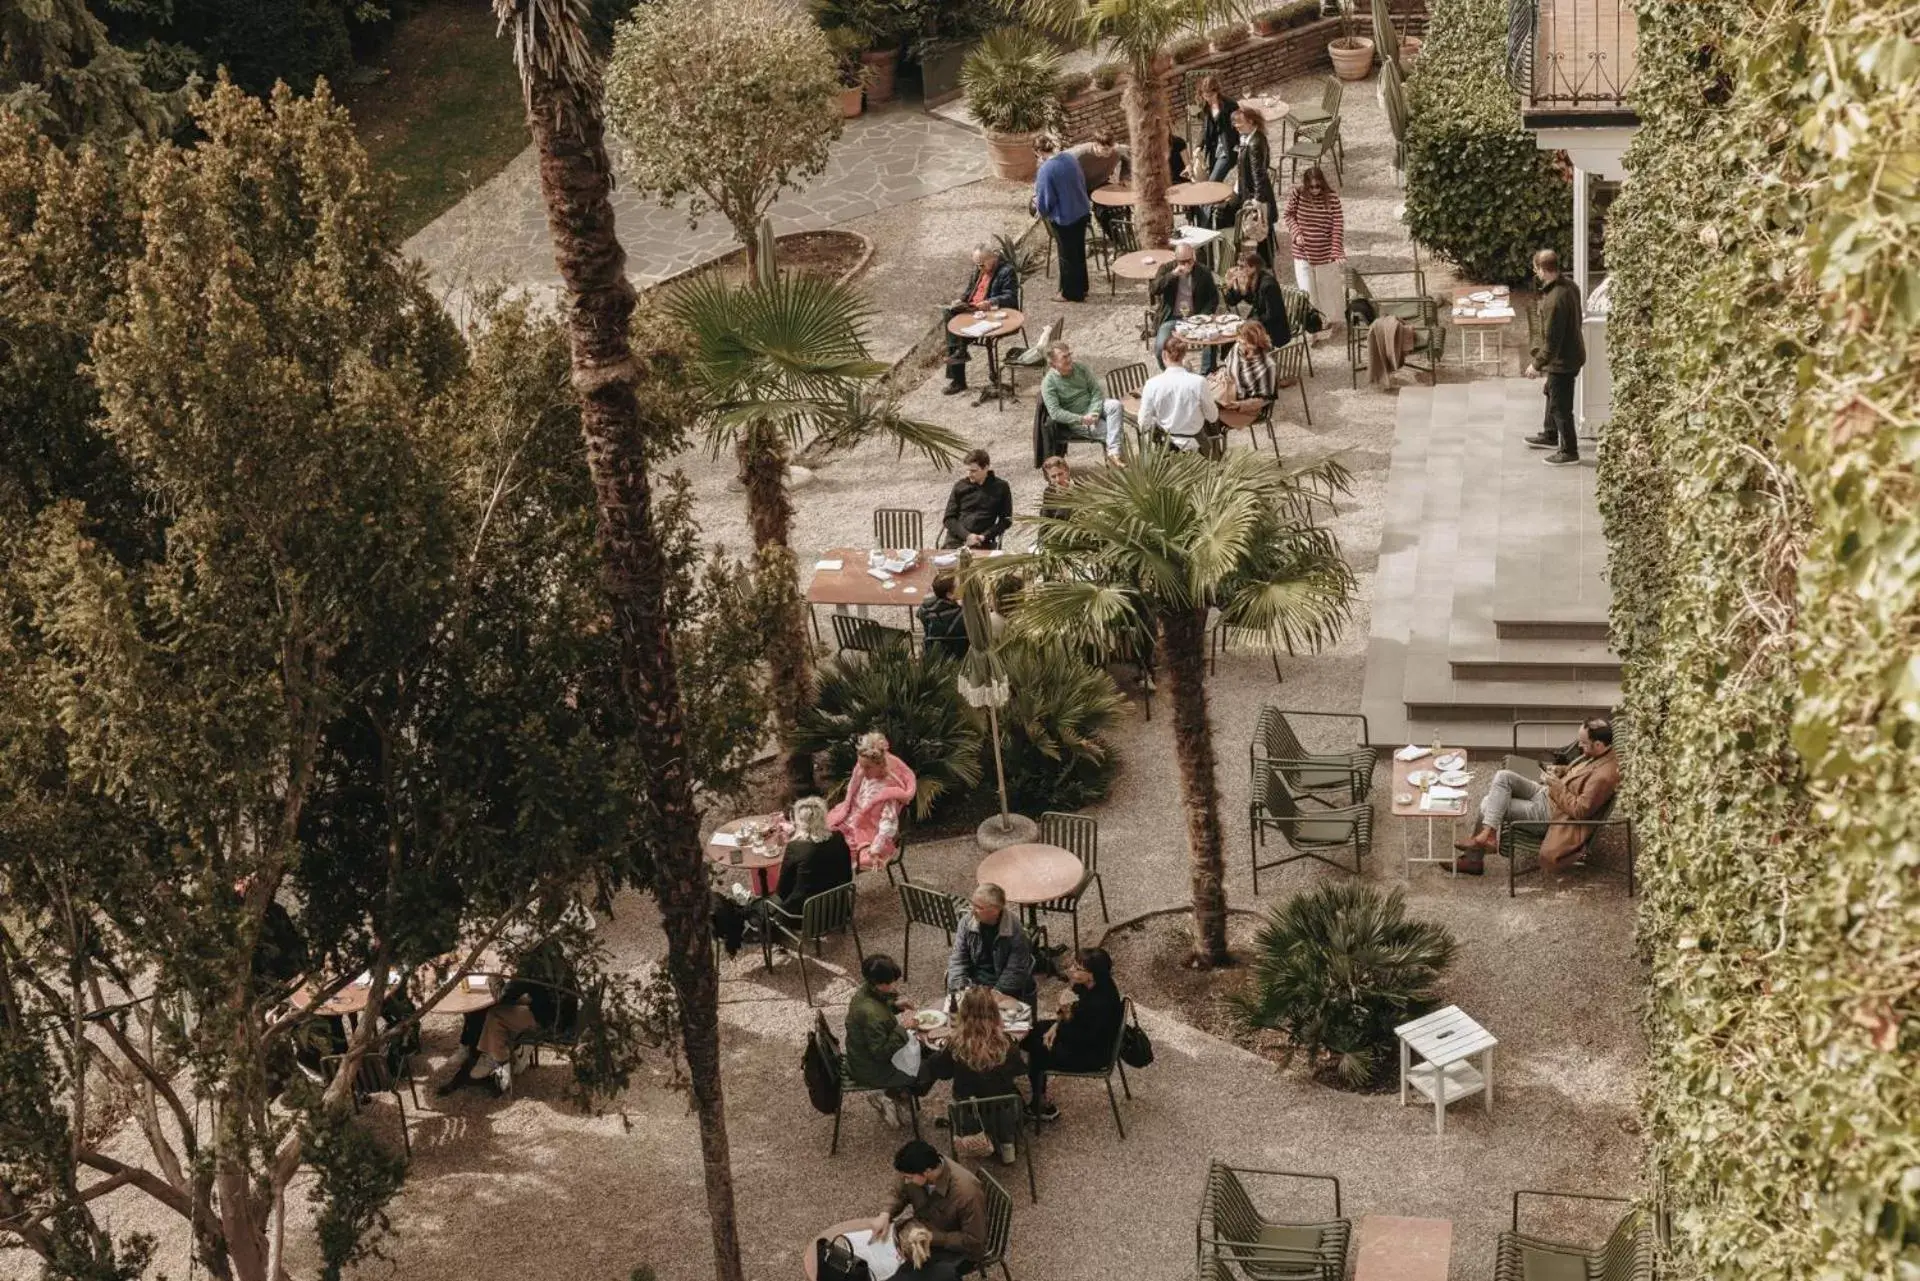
[1032,135,1090,303]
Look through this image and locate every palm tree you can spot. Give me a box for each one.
[1010,0,1252,250]
[666,266,964,771]
[491,3,744,1279]
[982,444,1354,965]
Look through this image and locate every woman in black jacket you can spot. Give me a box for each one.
[1229,105,1278,264]
[1023,947,1125,1120]
[1222,248,1292,350]
[925,985,1028,1155]
[1195,75,1240,182]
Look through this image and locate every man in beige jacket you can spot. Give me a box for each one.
[1451,718,1619,876]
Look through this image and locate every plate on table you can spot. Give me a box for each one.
[1440,770,1472,787]
[1434,752,1466,771]
[1406,769,1437,787]
[913,1009,950,1031]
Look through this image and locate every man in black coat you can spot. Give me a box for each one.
[917,572,970,662]
[941,449,1013,549]
[942,244,1020,394]
[1524,248,1587,466]
[1149,244,1222,373]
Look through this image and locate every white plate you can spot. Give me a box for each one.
[1434,753,1465,770]
[913,1009,950,1030]
[1407,769,1437,787]
[1440,770,1472,787]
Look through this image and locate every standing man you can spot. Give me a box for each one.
[941,244,1019,396]
[1137,334,1221,454]
[1148,243,1221,372]
[1039,340,1125,463]
[865,1140,989,1281]
[1033,135,1091,304]
[1070,128,1133,240]
[1524,248,1586,466]
[940,449,1013,549]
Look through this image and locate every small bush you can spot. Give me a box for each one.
[1090,60,1123,90]
[791,643,983,820]
[1403,0,1571,284]
[960,27,1062,135]
[1168,33,1211,64]
[1256,0,1323,30]
[993,641,1125,813]
[1230,882,1456,1089]
[1053,70,1093,103]
[1209,23,1250,50]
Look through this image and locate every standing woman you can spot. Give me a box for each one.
[1229,104,1277,265]
[1283,165,1345,344]
[1222,247,1292,349]
[1194,75,1240,183]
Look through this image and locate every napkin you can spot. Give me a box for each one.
[465,974,491,990]
[1427,784,1468,801]
[961,320,997,337]
[1395,744,1432,762]
[710,831,740,848]
[814,558,844,571]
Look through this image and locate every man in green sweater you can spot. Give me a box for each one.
[845,954,928,1128]
[1040,341,1124,463]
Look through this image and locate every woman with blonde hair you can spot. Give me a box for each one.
[829,731,918,872]
[926,985,1027,1162]
[709,795,850,955]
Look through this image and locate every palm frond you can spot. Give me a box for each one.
[494,0,601,102]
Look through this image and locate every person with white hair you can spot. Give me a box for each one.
[828,732,918,872]
[945,883,1037,1006]
[710,796,851,955]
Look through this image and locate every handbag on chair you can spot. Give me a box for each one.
[816,1236,874,1281]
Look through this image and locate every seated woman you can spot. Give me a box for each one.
[924,985,1027,1164]
[1023,947,1125,1121]
[437,931,579,1096]
[1212,319,1279,414]
[711,796,852,955]
[829,731,917,873]
[1222,248,1292,350]
[844,954,934,1127]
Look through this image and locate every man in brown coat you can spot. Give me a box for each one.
[1451,718,1619,875]
[865,1140,988,1281]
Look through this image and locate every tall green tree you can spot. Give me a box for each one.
[490,2,747,1279]
[667,268,963,779]
[0,0,189,143]
[982,445,1354,964]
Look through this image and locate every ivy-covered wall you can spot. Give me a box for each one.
[1402,0,1570,284]
[1604,2,1919,1277]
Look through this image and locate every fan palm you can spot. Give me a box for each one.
[491,2,745,1278]
[978,444,1354,965]
[1007,0,1255,250]
[668,269,964,772]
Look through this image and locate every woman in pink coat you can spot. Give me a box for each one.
[828,731,918,872]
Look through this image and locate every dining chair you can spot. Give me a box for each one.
[873,508,923,551]
[1275,339,1311,425]
[1031,811,1105,951]
[897,881,965,981]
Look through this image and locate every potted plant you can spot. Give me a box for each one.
[1090,60,1124,91]
[827,27,870,117]
[911,0,993,107]
[814,0,914,103]
[960,27,1060,182]
[1169,32,1211,65]
[1209,22,1250,52]
[1327,0,1374,79]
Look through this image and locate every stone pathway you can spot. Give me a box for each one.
[404,102,988,293]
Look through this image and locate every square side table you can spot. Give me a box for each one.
[1395,1005,1496,1135]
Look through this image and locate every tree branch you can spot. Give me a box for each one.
[76,1153,194,1220]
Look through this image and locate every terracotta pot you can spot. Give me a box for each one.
[1399,34,1423,67]
[1328,35,1375,80]
[838,86,864,118]
[984,130,1039,181]
[860,48,899,104]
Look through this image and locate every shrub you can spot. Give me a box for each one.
[993,641,1125,813]
[1209,23,1250,51]
[1230,882,1456,1089]
[1090,60,1124,91]
[960,27,1062,135]
[1168,33,1211,64]
[791,643,983,821]
[1402,0,1570,285]
[1252,0,1322,31]
[1053,70,1093,104]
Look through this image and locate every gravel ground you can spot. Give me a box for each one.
[22,72,1645,1281]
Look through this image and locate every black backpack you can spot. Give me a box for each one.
[804,1026,842,1116]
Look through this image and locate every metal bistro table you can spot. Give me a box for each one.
[1109,247,1173,284]
[705,813,788,897]
[806,545,945,635]
[975,842,1083,938]
[1391,746,1471,877]
[1091,184,1136,208]
[946,307,1026,408]
[1395,1004,1496,1136]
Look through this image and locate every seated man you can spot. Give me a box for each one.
[946,883,1036,1006]
[1137,334,1221,454]
[864,1139,989,1281]
[437,931,580,1095]
[711,796,852,954]
[844,954,934,1127]
[916,572,969,662]
[1148,243,1220,372]
[1038,455,1073,524]
[940,244,1018,396]
[1039,340,1124,463]
[1452,717,1620,875]
[940,449,1013,550]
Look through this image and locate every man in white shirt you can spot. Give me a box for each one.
[1136,334,1220,453]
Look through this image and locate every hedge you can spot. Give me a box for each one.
[1402,0,1569,285]
[1603,2,1920,1278]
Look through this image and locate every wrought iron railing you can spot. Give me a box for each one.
[1506,0,1638,111]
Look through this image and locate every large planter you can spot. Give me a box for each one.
[1398,34,1423,68]
[920,41,974,107]
[1328,35,1375,80]
[984,129,1039,181]
[838,86,865,118]
[862,47,900,103]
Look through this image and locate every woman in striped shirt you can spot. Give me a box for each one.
[1283,165,1346,343]
[1215,319,1279,411]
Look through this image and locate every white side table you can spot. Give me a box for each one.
[1395,1005,1496,1135]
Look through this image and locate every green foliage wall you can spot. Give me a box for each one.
[1403,0,1571,284]
[1603,2,1920,1276]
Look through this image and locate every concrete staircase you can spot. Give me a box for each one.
[1359,377,1617,753]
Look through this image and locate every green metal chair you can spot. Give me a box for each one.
[1101,214,1140,294]
[1283,117,1343,185]
[873,508,923,550]
[1250,706,1375,807]
[1345,267,1445,389]
[1045,996,1137,1139]
[812,1010,921,1155]
[1031,811,1106,950]
[1500,720,1634,897]
[763,881,862,1007]
[1273,337,1312,426]
[960,1169,1016,1281]
[1280,286,1316,376]
[1286,77,1341,138]
[831,613,912,656]
[897,880,964,981]
[1495,1191,1652,1281]
[319,1051,419,1161]
[1195,1162,1351,1281]
[947,1093,1038,1204]
[1249,768,1371,890]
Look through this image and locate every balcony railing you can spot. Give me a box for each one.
[1507,0,1638,116]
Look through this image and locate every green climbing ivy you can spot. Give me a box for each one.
[1603,3,1920,1278]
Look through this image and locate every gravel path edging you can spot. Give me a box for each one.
[1095,903,1267,948]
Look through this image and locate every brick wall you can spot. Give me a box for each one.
[1053,7,1430,143]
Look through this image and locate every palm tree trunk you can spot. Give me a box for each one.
[737,420,815,794]
[520,74,747,1281]
[1124,59,1175,251]
[1159,605,1230,966]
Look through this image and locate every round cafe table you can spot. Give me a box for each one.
[976,842,1084,909]
[1110,248,1174,282]
[429,973,502,1016]
[945,307,1027,406]
[803,1220,884,1281]
[1091,184,1136,208]
[706,814,787,897]
[1167,180,1233,209]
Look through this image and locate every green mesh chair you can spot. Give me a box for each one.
[1196,1163,1351,1281]
[812,1011,921,1155]
[1280,286,1316,376]
[1495,1192,1651,1281]
[1045,996,1136,1139]
[1286,77,1341,141]
[1249,768,1371,891]
[897,881,964,981]
[1031,811,1105,951]
[831,613,912,656]
[1500,720,1636,898]
[873,508,924,551]
[1250,707,1375,807]
[764,881,862,1007]
[947,1093,1038,1204]
[1344,265,1444,389]
[960,1169,1016,1281]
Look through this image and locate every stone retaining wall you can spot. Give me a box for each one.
[1053,7,1430,143]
